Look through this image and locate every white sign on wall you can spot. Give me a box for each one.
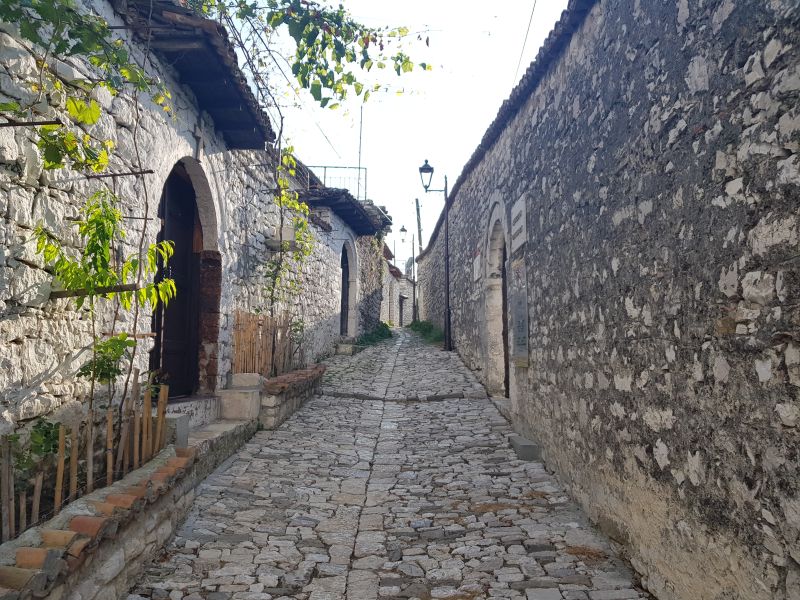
[510,196,527,254]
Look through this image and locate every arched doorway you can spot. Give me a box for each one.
[340,247,350,336]
[340,241,358,337]
[151,160,221,397]
[486,220,510,397]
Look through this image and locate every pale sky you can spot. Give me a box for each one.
[275,1,570,272]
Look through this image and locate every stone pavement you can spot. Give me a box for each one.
[321,330,487,401]
[129,331,649,600]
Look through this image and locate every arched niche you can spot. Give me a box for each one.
[485,204,510,397]
[340,237,359,337]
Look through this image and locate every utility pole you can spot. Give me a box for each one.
[415,198,423,254]
[411,233,418,322]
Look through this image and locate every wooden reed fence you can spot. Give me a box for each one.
[0,371,170,543]
[232,311,295,377]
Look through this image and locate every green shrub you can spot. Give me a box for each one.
[357,321,392,346]
[407,320,444,344]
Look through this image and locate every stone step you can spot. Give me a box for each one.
[218,388,260,420]
[509,434,542,461]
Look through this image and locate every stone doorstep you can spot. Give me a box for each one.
[0,418,256,599]
[218,365,327,432]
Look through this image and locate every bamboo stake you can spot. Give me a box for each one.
[106,408,113,487]
[153,384,168,454]
[142,389,152,463]
[18,491,26,532]
[132,409,140,470]
[69,427,78,501]
[1,437,10,542]
[116,368,140,475]
[31,472,43,524]
[86,409,94,493]
[54,425,66,514]
[234,312,240,373]
[234,313,239,373]
[8,479,14,539]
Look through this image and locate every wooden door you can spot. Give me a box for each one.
[340,248,349,336]
[152,168,201,398]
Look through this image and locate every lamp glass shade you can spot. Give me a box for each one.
[399,225,407,243]
[418,159,434,190]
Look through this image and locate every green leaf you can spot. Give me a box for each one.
[65,97,101,125]
[310,81,322,102]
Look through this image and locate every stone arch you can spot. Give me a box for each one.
[179,157,219,252]
[485,204,510,396]
[151,158,222,396]
[340,236,359,337]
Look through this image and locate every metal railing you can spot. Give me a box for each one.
[306,165,367,201]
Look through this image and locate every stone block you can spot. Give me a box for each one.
[166,414,190,449]
[261,394,281,409]
[219,389,260,420]
[509,435,542,461]
[231,373,262,388]
[335,343,364,356]
[259,412,277,430]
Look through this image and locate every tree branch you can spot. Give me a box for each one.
[50,283,138,299]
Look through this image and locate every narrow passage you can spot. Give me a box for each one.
[130,331,648,600]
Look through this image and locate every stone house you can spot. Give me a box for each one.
[0,0,389,433]
[417,1,800,599]
[380,244,401,326]
[381,245,416,327]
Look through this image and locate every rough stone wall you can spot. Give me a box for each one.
[380,266,399,325]
[356,235,384,334]
[398,277,415,326]
[0,3,377,431]
[296,211,371,361]
[418,1,800,599]
[417,235,444,330]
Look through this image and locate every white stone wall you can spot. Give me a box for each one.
[0,3,375,431]
[295,211,363,361]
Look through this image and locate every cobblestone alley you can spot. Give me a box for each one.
[129,331,648,600]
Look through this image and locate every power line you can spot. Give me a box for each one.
[267,51,342,159]
[512,0,538,86]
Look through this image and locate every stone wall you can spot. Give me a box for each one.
[380,268,416,327]
[380,266,399,325]
[294,211,371,362]
[417,1,800,598]
[398,277,415,326]
[356,236,384,335]
[417,235,444,330]
[0,3,382,432]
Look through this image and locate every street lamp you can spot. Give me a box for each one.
[418,159,451,351]
[399,225,418,323]
[419,159,434,191]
